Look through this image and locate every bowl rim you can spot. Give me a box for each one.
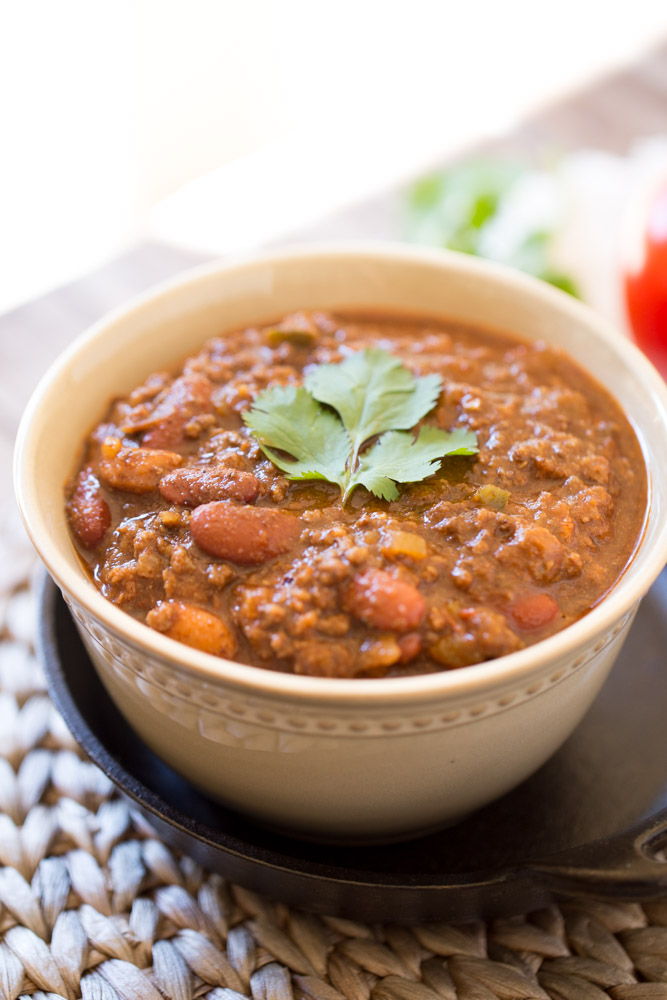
[14,241,667,707]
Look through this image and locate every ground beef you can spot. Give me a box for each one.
[66,311,647,677]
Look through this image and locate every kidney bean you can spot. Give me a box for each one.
[398,632,422,663]
[159,465,260,506]
[67,468,111,548]
[146,600,236,657]
[345,569,426,632]
[358,636,402,674]
[510,592,560,631]
[140,374,213,448]
[190,502,302,564]
[98,447,182,493]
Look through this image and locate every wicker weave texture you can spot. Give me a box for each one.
[1,520,667,999]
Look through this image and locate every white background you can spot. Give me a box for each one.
[2,0,667,314]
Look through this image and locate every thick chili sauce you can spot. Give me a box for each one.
[66,311,647,677]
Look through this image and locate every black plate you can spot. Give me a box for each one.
[38,575,667,923]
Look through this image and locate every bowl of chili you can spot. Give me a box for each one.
[14,244,667,839]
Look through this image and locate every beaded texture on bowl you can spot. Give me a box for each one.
[2,529,667,1000]
[65,593,636,738]
[17,246,666,837]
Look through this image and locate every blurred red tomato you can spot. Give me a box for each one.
[624,182,667,378]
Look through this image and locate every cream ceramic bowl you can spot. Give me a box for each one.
[14,244,667,840]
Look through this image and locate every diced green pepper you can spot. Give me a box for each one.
[473,484,510,510]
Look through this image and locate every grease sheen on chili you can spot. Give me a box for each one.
[66,310,647,678]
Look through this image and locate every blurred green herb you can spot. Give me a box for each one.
[405,161,579,297]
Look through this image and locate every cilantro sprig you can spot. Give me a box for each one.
[243,348,478,503]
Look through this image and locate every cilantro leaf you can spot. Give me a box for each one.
[242,348,478,504]
[243,384,350,489]
[350,426,479,501]
[305,348,442,468]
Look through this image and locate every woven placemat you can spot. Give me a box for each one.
[1,518,667,1000]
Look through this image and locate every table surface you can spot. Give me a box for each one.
[4,41,667,515]
[4,44,667,997]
